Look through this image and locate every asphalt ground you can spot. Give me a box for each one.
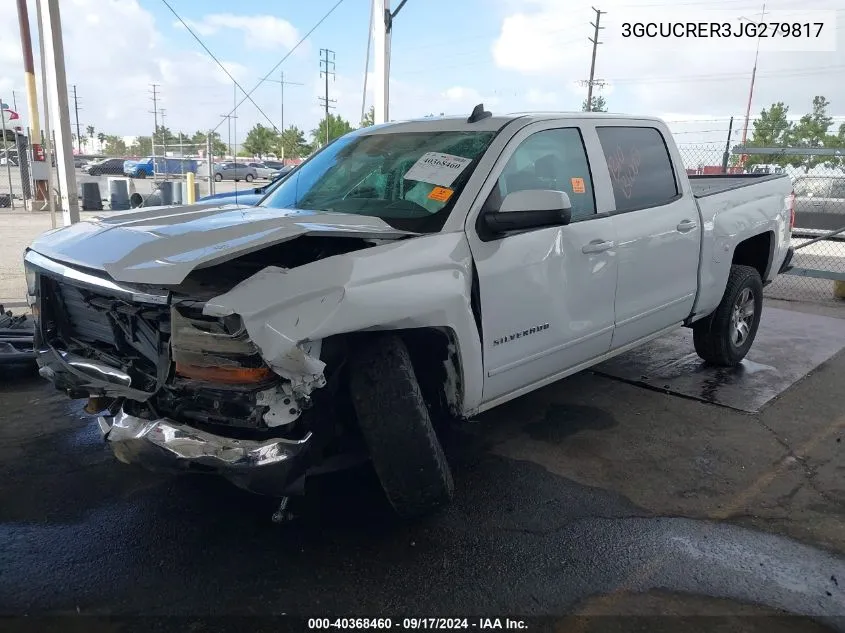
[0,300,843,632]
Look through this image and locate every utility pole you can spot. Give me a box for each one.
[372,0,409,124]
[160,108,167,161]
[149,83,160,179]
[37,0,79,224]
[319,48,337,147]
[17,0,49,202]
[585,7,605,112]
[264,71,303,160]
[722,116,735,174]
[12,91,17,111]
[220,114,236,158]
[71,84,82,153]
[740,3,767,168]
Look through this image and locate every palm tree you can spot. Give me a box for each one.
[97,132,106,152]
[86,125,95,152]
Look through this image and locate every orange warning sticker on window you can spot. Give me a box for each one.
[428,186,454,202]
[571,177,586,194]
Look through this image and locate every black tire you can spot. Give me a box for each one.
[245,174,254,182]
[214,173,222,182]
[693,265,763,367]
[348,334,454,518]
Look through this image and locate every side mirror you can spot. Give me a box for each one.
[482,189,572,235]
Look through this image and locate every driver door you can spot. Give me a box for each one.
[466,124,618,406]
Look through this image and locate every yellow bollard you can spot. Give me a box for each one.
[186,172,196,204]
[834,280,845,300]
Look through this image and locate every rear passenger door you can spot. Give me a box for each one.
[793,177,832,231]
[594,125,702,350]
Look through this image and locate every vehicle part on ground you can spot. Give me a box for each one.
[348,335,454,518]
[0,306,35,365]
[693,265,764,367]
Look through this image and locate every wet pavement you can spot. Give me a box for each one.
[1,303,844,630]
[595,308,845,413]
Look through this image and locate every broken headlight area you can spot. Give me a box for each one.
[170,305,273,386]
[163,304,310,431]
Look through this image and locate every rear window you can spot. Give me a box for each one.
[830,179,845,199]
[596,126,679,212]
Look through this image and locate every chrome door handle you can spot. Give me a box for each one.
[582,240,615,254]
[677,219,698,232]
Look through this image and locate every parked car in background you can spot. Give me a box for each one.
[198,163,297,206]
[83,158,126,176]
[263,160,286,171]
[792,175,845,234]
[213,162,257,182]
[124,156,199,179]
[246,162,280,180]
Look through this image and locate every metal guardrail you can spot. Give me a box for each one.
[785,226,845,283]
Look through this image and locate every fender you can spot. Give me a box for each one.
[203,232,485,415]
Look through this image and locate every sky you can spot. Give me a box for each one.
[1,0,844,163]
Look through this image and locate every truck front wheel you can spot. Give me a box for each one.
[348,334,454,518]
[693,264,763,367]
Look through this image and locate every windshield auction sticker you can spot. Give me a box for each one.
[404,152,473,187]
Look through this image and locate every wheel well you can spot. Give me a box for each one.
[732,232,773,280]
[337,328,463,424]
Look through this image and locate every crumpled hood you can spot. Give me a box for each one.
[27,203,417,285]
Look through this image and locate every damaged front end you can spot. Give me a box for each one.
[24,249,328,497]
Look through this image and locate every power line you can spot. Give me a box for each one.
[160,0,282,133]
[319,48,337,147]
[213,0,347,134]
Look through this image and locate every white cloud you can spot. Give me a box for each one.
[175,14,301,51]
[492,0,845,124]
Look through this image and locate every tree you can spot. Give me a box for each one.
[242,123,278,158]
[581,95,607,112]
[129,136,152,156]
[104,135,127,156]
[792,96,834,173]
[277,125,309,159]
[360,105,375,127]
[191,130,228,157]
[743,102,795,168]
[311,114,354,147]
[86,125,95,152]
[97,132,106,152]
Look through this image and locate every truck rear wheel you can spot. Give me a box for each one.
[693,264,763,367]
[348,334,454,518]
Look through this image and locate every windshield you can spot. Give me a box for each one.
[259,129,498,232]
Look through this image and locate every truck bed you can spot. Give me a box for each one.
[689,173,789,198]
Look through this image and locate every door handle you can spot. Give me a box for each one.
[581,240,615,254]
[811,201,824,207]
[677,219,698,232]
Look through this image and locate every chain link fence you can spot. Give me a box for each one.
[678,143,845,307]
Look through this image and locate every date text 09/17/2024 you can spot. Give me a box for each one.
[307,618,528,630]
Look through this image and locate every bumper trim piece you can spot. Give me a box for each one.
[98,408,312,496]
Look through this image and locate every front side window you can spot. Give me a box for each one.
[596,126,679,212]
[260,129,497,232]
[493,128,596,221]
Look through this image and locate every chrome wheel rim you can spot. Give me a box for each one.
[730,287,755,347]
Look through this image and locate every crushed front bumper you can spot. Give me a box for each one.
[98,408,312,496]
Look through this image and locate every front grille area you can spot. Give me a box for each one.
[40,275,171,391]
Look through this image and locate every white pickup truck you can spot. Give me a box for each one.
[24,108,795,518]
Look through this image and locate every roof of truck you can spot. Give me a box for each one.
[357,109,666,135]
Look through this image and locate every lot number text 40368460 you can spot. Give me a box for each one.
[307,618,528,630]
